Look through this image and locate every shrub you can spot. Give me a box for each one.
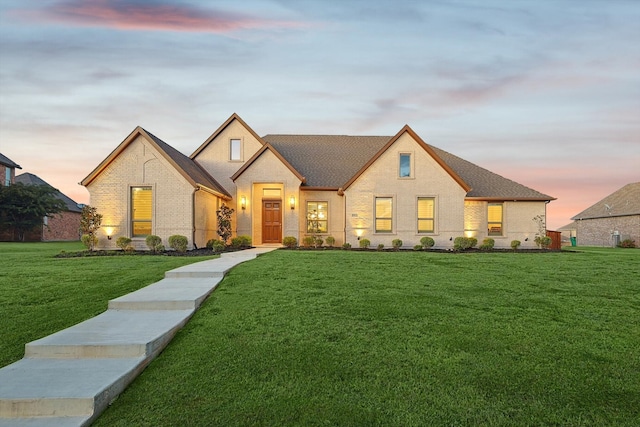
[479,238,495,251]
[325,236,335,247]
[377,243,384,251]
[302,236,315,247]
[116,236,132,250]
[216,204,234,243]
[359,238,370,249]
[342,242,351,249]
[124,244,136,253]
[145,235,162,252]
[420,236,435,249]
[231,235,252,248]
[283,236,298,248]
[392,239,403,250]
[511,240,521,250]
[413,244,423,251]
[453,237,477,251]
[168,235,188,253]
[314,237,324,248]
[206,239,226,252]
[154,243,165,253]
[81,234,97,251]
[619,239,637,248]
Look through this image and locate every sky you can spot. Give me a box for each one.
[0,0,638,230]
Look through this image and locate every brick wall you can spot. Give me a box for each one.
[575,215,640,247]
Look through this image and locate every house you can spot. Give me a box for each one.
[0,153,21,186]
[13,173,83,242]
[81,113,555,250]
[570,182,640,247]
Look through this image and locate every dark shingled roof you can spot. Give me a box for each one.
[0,153,21,169]
[143,128,231,198]
[15,173,82,212]
[262,134,553,200]
[571,182,640,220]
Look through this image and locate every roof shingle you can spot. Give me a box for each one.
[15,173,82,212]
[571,182,640,220]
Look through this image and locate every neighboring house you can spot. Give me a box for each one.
[81,113,555,250]
[0,153,22,186]
[570,182,640,247]
[14,173,82,242]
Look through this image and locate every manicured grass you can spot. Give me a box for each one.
[94,248,640,426]
[0,242,217,367]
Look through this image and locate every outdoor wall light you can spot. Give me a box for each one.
[107,235,112,240]
[289,196,296,210]
[355,229,364,239]
[524,237,529,241]
[104,226,114,240]
[241,196,246,210]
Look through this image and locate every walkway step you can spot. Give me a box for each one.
[25,309,194,359]
[109,277,221,310]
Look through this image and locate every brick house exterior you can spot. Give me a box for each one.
[571,182,640,247]
[82,113,555,250]
[0,153,21,186]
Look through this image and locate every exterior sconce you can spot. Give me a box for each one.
[289,196,295,210]
[524,237,529,241]
[355,229,364,240]
[241,196,246,210]
[107,235,112,240]
[105,226,114,240]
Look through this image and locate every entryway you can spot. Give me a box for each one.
[262,200,282,243]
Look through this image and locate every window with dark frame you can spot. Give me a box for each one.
[306,201,328,233]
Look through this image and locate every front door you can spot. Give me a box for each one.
[262,200,282,243]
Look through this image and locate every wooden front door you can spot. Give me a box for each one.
[262,200,282,243]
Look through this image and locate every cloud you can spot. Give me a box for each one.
[13,0,308,34]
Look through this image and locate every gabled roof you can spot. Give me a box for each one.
[190,113,265,159]
[571,182,640,220]
[15,173,82,212]
[230,143,306,183]
[263,129,552,200]
[80,127,231,199]
[0,153,21,169]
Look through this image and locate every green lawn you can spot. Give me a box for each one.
[91,248,639,426]
[0,242,217,367]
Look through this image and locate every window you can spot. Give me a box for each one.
[417,197,435,233]
[230,139,241,161]
[399,153,411,178]
[307,202,328,233]
[4,168,10,186]
[488,203,503,236]
[375,197,393,233]
[131,186,152,237]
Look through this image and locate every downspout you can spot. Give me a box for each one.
[338,187,346,245]
[192,187,200,249]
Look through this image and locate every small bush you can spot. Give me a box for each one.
[302,236,315,247]
[420,236,435,249]
[124,244,136,253]
[154,243,165,253]
[81,234,97,251]
[377,243,384,251]
[359,238,370,249]
[116,236,132,250]
[283,236,298,248]
[479,238,495,251]
[314,237,324,248]
[453,237,477,251]
[325,236,335,247]
[206,239,226,252]
[511,240,521,250]
[392,239,403,250]
[168,235,188,253]
[231,235,252,248]
[534,235,552,249]
[145,235,162,252]
[619,239,637,248]
[342,242,351,249]
[413,244,423,251]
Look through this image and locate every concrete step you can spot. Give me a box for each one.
[0,416,90,427]
[0,357,146,421]
[25,309,193,359]
[109,277,221,310]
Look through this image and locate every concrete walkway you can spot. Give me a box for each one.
[0,247,276,427]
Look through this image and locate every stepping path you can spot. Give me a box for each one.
[0,247,276,427]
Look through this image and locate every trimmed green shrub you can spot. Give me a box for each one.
[359,238,370,249]
[479,238,495,251]
[283,236,297,248]
[302,236,315,247]
[413,244,423,251]
[124,244,136,253]
[231,235,252,248]
[392,239,403,250]
[145,235,162,252]
[81,234,97,251]
[116,236,132,250]
[342,242,351,249]
[619,239,636,248]
[154,243,165,253]
[420,236,435,249]
[206,239,226,252]
[168,235,188,253]
[511,240,521,250]
[377,243,384,251]
[453,237,477,251]
[325,236,335,247]
[314,237,324,248]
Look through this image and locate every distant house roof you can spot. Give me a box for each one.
[0,153,21,169]
[262,133,553,200]
[571,182,640,220]
[81,127,231,199]
[15,173,82,212]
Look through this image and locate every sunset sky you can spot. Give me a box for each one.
[1,0,638,230]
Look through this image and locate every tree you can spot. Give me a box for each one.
[0,183,66,241]
[216,203,234,243]
[79,205,102,251]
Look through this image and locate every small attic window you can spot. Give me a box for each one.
[230,139,242,161]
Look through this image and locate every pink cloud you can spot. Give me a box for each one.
[14,0,308,33]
